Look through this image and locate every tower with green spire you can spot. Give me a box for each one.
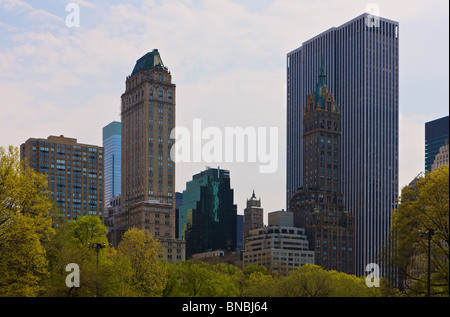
[290,63,355,275]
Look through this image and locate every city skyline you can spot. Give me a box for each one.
[0,0,448,224]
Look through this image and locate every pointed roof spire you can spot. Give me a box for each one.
[248,189,259,201]
[318,55,326,84]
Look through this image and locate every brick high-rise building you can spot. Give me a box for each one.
[20,135,104,221]
[289,64,355,274]
[121,49,176,239]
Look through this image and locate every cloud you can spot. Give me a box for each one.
[0,0,448,217]
[0,0,64,24]
[0,0,33,11]
[72,0,98,9]
[398,112,432,188]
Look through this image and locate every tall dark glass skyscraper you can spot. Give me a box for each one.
[425,116,449,172]
[178,167,237,258]
[287,13,399,276]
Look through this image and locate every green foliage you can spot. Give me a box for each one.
[241,271,276,297]
[0,146,54,296]
[273,264,382,297]
[389,165,449,296]
[3,142,432,297]
[243,264,270,277]
[114,227,167,297]
[161,262,383,297]
[43,216,110,297]
[44,223,168,297]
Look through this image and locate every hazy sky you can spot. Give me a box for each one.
[0,0,448,223]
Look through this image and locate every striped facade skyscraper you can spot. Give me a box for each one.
[287,13,399,276]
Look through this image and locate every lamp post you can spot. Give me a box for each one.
[419,228,435,297]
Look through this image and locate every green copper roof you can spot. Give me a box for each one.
[131,49,165,77]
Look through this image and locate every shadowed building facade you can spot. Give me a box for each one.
[289,64,355,274]
[287,13,399,276]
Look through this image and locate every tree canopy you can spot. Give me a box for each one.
[0,146,54,296]
[3,145,436,298]
[389,165,449,296]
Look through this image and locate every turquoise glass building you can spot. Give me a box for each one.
[178,168,237,258]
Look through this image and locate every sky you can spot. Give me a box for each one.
[0,0,448,224]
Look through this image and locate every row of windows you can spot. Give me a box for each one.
[148,107,173,114]
[35,144,102,153]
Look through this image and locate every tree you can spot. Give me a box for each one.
[163,260,243,297]
[0,146,54,296]
[274,264,382,297]
[172,261,214,296]
[275,264,333,297]
[43,215,109,297]
[241,271,275,297]
[116,227,167,297]
[98,246,135,297]
[389,165,449,296]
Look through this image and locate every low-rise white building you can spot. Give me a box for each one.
[242,225,314,274]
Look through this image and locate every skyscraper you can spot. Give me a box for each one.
[121,49,176,239]
[425,115,449,172]
[289,63,355,274]
[178,167,237,258]
[236,214,244,251]
[287,13,399,276]
[175,191,183,239]
[103,121,121,210]
[243,190,264,249]
[20,135,104,220]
